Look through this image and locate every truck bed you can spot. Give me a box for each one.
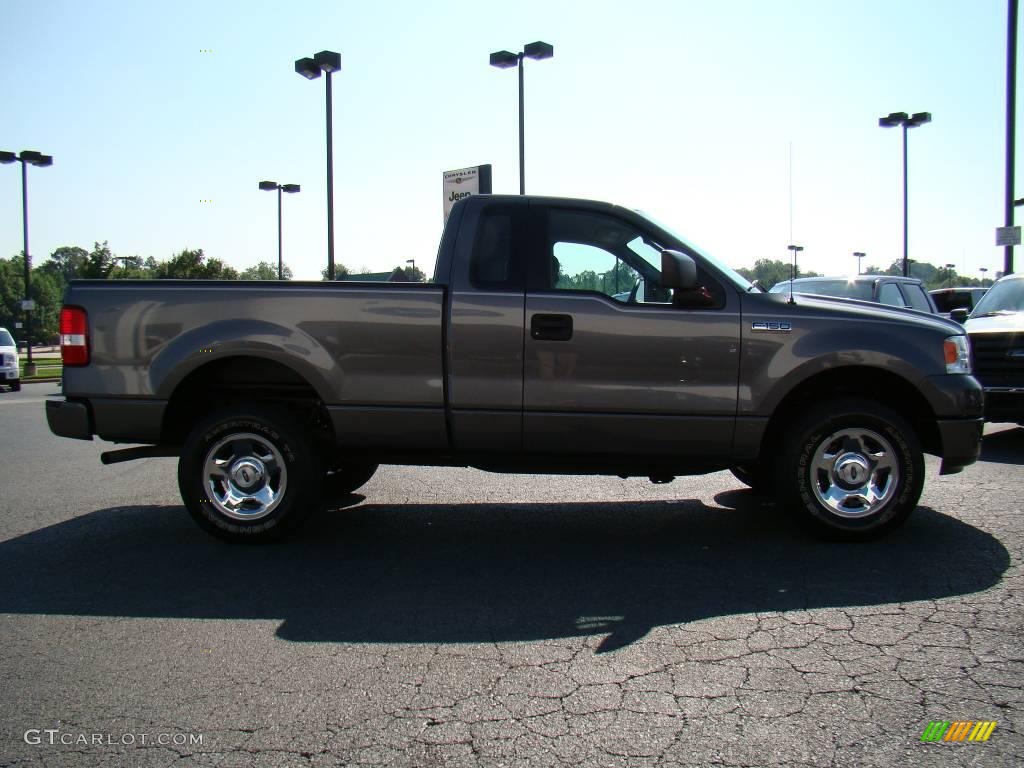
[60,280,447,447]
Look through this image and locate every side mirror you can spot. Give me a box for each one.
[661,250,697,290]
[950,307,969,324]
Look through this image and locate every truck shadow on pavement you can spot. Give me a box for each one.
[0,496,1009,653]
[980,426,1024,465]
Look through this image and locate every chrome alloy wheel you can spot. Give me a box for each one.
[203,432,288,521]
[809,427,899,519]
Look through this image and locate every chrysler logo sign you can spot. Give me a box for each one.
[442,164,492,221]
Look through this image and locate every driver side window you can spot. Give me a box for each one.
[551,242,642,302]
[544,209,670,305]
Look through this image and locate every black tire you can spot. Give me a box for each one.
[10,380,20,392]
[775,397,924,540]
[729,464,767,493]
[324,461,378,501]
[178,406,323,543]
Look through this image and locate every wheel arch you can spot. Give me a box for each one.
[160,355,334,447]
[760,366,940,459]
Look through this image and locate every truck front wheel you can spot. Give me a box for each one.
[178,407,323,542]
[776,398,924,540]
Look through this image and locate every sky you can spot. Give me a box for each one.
[0,0,1017,281]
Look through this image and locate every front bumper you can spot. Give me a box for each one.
[46,399,93,441]
[936,417,984,475]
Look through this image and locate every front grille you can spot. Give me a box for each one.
[969,331,1024,388]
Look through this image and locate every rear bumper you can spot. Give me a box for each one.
[46,399,93,441]
[46,396,166,443]
[936,417,984,475]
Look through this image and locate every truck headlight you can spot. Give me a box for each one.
[944,335,971,374]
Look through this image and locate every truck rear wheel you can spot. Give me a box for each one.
[775,397,923,540]
[178,406,323,542]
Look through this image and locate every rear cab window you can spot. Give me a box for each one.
[878,283,908,307]
[901,283,934,312]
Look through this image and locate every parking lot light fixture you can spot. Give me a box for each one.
[259,180,301,280]
[2,148,53,375]
[489,41,554,194]
[295,49,341,280]
[879,110,931,277]
[854,251,865,275]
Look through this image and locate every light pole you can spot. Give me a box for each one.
[1006,0,1018,276]
[980,267,989,284]
[489,41,554,195]
[405,258,416,280]
[1,149,53,376]
[879,111,931,277]
[854,251,865,275]
[259,181,301,279]
[295,50,341,280]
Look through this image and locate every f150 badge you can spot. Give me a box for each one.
[751,321,792,332]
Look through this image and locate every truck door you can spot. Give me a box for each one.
[523,203,741,459]
[445,199,529,454]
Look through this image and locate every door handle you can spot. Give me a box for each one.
[531,314,573,341]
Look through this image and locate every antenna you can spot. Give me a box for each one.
[788,142,794,243]
[787,244,804,304]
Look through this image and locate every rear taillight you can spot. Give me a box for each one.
[60,306,89,366]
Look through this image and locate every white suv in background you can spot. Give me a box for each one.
[0,327,20,392]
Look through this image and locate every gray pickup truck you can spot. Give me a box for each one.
[47,195,984,542]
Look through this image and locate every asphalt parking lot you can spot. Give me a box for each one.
[0,383,1021,767]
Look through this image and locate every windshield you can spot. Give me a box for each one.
[769,280,874,301]
[971,278,1024,316]
[0,329,14,347]
[635,211,755,291]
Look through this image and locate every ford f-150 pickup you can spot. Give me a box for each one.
[46,195,984,542]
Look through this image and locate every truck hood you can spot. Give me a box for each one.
[963,311,1024,334]
[755,291,965,334]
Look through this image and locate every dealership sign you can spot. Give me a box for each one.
[443,164,492,221]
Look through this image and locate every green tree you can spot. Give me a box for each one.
[240,261,293,280]
[0,256,24,334]
[736,258,820,289]
[108,255,151,279]
[0,255,60,344]
[320,263,352,280]
[40,246,88,282]
[77,241,116,278]
[391,265,427,282]
[151,248,238,279]
[29,268,62,344]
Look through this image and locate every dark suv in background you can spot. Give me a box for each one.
[769,275,938,313]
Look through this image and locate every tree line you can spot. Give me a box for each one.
[734,258,996,291]
[0,242,998,347]
[0,242,426,345]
